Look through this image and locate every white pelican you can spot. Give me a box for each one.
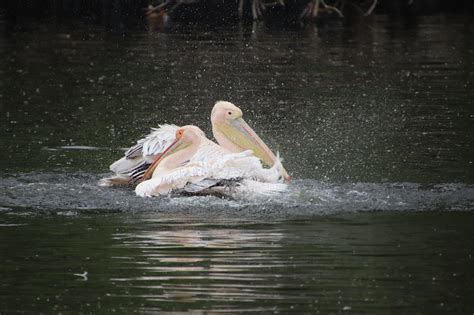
[99,101,289,186]
[135,126,287,197]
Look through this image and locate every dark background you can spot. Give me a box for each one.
[1,0,474,31]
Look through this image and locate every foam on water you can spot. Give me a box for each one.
[0,173,473,216]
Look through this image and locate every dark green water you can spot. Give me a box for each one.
[1,213,473,313]
[1,15,474,313]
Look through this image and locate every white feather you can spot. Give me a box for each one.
[136,164,207,197]
[98,175,130,187]
[232,179,287,197]
[141,124,179,161]
[135,148,287,197]
[104,124,180,185]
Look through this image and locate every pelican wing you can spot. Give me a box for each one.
[101,124,179,186]
[140,124,180,162]
[122,124,179,163]
[135,163,208,197]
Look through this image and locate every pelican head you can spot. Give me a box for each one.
[142,126,202,180]
[211,101,290,181]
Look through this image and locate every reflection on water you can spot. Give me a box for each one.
[111,221,285,305]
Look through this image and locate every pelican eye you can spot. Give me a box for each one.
[176,130,184,138]
[227,111,232,116]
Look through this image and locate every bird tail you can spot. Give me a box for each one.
[98,175,130,187]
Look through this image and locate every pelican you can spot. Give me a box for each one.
[135,126,287,197]
[99,101,289,186]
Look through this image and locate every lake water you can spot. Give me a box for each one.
[1,14,473,313]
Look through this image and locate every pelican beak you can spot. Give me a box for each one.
[218,117,290,181]
[142,137,189,181]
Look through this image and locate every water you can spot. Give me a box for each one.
[1,15,474,313]
[1,213,473,313]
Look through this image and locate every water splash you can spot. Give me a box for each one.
[0,173,472,216]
